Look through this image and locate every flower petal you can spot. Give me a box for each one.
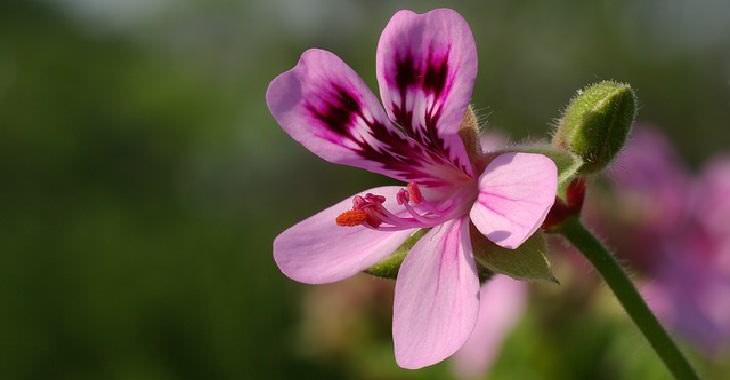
[470,153,557,249]
[267,49,470,187]
[452,276,527,379]
[393,216,480,369]
[274,187,416,284]
[376,9,477,177]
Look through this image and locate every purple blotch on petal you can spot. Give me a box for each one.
[423,50,450,96]
[306,84,362,140]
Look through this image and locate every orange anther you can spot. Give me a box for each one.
[336,210,368,227]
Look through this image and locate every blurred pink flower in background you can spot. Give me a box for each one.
[607,127,730,353]
[694,157,730,254]
[610,127,690,233]
[605,127,692,271]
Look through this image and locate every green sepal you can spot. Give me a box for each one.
[459,105,483,164]
[471,230,558,283]
[364,229,428,279]
[552,80,636,175]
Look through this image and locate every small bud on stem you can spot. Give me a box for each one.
[553,81,636,174]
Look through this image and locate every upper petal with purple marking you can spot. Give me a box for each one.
[376,9,478,177]
[267,49,473,187]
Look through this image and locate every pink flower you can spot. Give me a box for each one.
[607,128,730,353]
[655,156,730,353]
[266,9,557,368]
[600,127,693,271]
[694,157,730,248]
[609,126,690,236]
[641,234,730,353]
[452,276,527,379]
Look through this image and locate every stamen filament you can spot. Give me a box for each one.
[335,182,458,231]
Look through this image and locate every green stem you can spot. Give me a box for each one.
[558,217,700,380]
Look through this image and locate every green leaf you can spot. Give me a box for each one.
[471,230,557,283]
[365,229,428,279]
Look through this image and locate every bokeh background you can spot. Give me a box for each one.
[3,0,730,379]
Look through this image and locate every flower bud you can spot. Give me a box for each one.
[553,81,636,174]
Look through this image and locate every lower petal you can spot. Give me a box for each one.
[274,187,416,284]
[392,216,480,369]
[470,152,557,249]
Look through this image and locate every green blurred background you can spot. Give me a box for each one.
[2,1,729,379]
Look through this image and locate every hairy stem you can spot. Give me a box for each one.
[558,217,700,380]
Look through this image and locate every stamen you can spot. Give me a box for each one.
[335,184,453,231]
[404,202,440,224]
[336,195,384,228]
[407,182,423,204]
[336,210,368,227]
[364,193,386,204]
[396,189,409,205]
[364,213,383,228]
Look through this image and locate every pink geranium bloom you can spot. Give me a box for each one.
[647,157,730,353]
[266,9,557,368]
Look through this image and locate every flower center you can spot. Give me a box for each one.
[335,182,461,231]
